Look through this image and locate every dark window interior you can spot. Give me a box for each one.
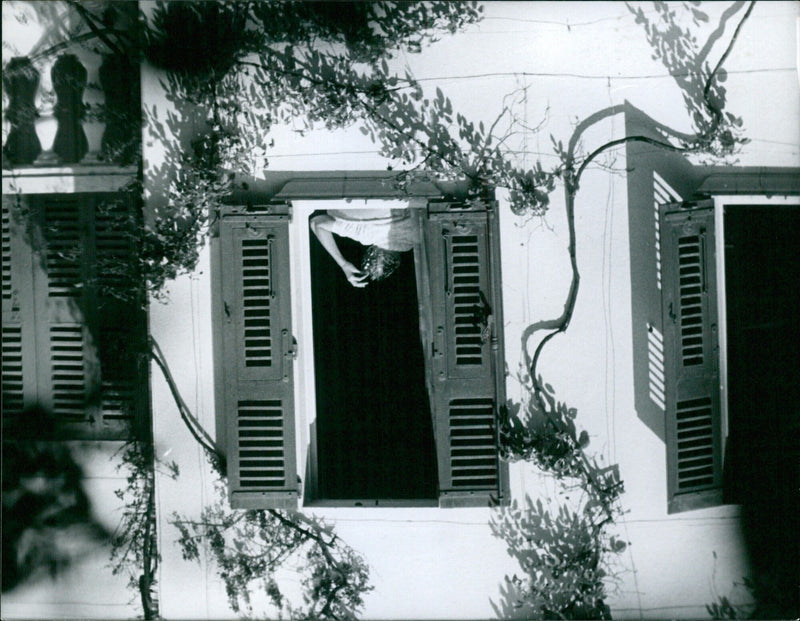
[309,219,437,501]
[723,205,799,603]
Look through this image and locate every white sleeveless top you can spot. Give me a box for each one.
[326,202,424,252]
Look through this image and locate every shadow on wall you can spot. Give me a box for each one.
[491,377,624,620]
[140,58,223,297]
[2,409,112,593]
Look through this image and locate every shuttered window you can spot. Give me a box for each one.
[660,201,723,512]
[421,201,508,507]
[213,204,298,509]
[212,199,508,509]
[1,193,146,440]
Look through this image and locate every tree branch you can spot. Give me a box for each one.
[268,509,339,565]
[65,0,125,56]
[703,0,756,103]
[696,1,747,66]
[149,336,223,463]
[526,0,759,386]
[520,1,758,523]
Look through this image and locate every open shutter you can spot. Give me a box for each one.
[38,194,104,437]
[660,201,723,512]
[215,204,298,509]
[2,195,35,432]
[93,193,148,437]
[2,193,143,440]
[423,201,508,507]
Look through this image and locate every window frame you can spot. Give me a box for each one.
[212,173,510,509]
[291,200,439,507]
[712,193,800,466]
[657,192,800,513]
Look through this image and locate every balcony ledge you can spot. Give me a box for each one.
[2,165,137,194]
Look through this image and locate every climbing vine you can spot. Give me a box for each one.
[492,3,755,618]
[171,477,372,620]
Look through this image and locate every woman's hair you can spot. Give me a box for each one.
[360,245,401,282]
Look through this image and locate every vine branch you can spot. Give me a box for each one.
[522,0,756,522]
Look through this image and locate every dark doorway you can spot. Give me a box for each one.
[723,204,799,616]
[309,219,437,501]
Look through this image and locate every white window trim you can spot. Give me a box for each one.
[712,193,800,461]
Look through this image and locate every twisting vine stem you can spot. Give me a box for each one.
[522,0,755,523]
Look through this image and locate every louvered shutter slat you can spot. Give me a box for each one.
[43,196,83,298]
[2,197,30,430]
[94,195,146,436]
[3,193,144,440]
[661,203,723,512]
[423,202,507,507]
[2,203,12,301]
[1,324,25,426]
[215,206,298,509]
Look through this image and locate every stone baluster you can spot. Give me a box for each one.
[51,54,89,164]
[99,54,140,165]
[2,57,42,166]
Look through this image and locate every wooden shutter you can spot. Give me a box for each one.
[2,195,35,431]
[94,195,148,436]
[214,204,298,509]
[660,201,723,512]
[422,201,508,507]
[37,195,102,435]
[2,193,143,440]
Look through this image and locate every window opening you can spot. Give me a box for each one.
[215,190,508,509]
[721,204,800,505]
[307,206,437,501]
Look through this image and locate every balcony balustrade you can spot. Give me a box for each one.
[2,50,139,194]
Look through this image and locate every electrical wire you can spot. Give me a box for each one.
[411,67,795,84]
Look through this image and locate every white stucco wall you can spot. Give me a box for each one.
[151,2,798,619]
[145,3,798,619]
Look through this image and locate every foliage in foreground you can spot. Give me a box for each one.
[171,479,371,620]
[109,440,178,620]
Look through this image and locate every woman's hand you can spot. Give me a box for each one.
[341,261,368,288]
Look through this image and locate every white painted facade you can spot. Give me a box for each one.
[3,1,798,619]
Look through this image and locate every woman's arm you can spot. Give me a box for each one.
[310,214,368,288]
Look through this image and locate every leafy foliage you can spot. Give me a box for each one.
[134,0,497,297]
[109,440,178,620]
[143,0,556,212]
[135,0,755,299]
[500,378,588,479]
[139,132,232,299]
[146,1,482,75]
[500,372,623,512]
[494,372,625,619]
[491,496,624,620]
[707,594,744,620]
[627,1,750,158]
[1,437,111,592]
[171,479,371,620]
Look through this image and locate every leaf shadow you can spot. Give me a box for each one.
[2,413,113,593]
